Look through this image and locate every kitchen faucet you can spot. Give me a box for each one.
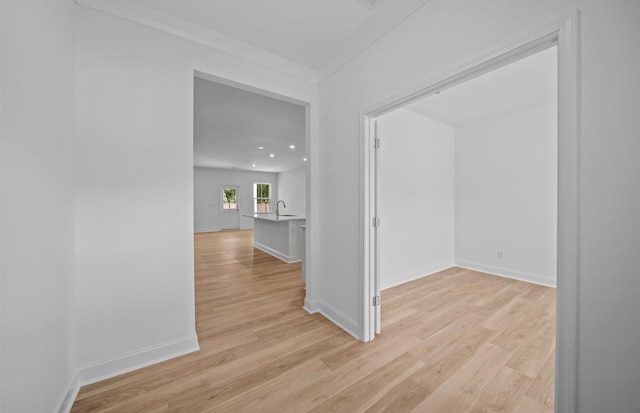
[276,200,286,217]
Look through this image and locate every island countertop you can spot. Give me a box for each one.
[243,213,305,222]
[243,214,306,263]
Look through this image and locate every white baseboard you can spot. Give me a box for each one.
[54,374,80,413]
[305,299,360,340]
[77,335,200,386]
[194,226,220,233]
[195,227,254,233]
[381,261,455,290]
[253,242,300,263]
[303,297,319,314]
[455,260,556,287]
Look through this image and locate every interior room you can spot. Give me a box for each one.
[193,76,307,235]
[2,1,640,413]
[372,47,558,410]
[378,46,557,291]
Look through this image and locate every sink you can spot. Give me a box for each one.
[277,214,297,217]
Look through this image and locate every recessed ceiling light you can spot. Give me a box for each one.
[258,146,264,150]
[289,145,295,149]
[303,158,307,162]
[270,154,275,158]
[252,164,256,167]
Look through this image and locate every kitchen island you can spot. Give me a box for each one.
[244,214,306,263]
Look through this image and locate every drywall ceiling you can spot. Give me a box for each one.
[131,0,432,74]
[194,77,306,173]
[405,46,557,126]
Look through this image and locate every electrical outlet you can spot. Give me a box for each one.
[497,250,505,259]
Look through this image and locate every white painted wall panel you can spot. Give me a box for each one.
[377,109,455,289]
[0,0,77,411]
[277,166,307,217]
[455,102,557,286]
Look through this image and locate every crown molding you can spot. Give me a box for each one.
[74,0,318,85]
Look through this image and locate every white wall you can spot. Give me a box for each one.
[277,166,307,217]
[194,167,278,232]
[456,102,557,286]
[1,0,77,411]
[377,102,555,289]
[317,0,640,411]
[74,5,318,384]
[377,109,455,290]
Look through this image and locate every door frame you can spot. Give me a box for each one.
[360,11,579,413]
[192,70,317,316]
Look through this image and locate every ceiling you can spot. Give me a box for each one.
[405,46,557,126]
[194,77,306,173]
[131,0,433,73]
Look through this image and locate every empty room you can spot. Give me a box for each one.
[373,45,558,411]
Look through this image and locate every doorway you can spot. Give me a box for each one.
[362,14,579,412]
[192,71,313,328]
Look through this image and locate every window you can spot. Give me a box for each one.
[253,183,271,213]
[222,187,238,210]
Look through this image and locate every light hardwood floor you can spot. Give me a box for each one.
[71,230,555,412]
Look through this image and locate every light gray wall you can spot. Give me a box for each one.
[1,0,77,411]
[377,109,455,289]
[317,1,640,411]
[456,101,557,286]
[277,166,307,217]
[194,167,278,232]
[377,101,556,290]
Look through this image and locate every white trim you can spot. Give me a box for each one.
[303,103,317,330]
[253,241,300,263]
[456,261,556,288]
[554,11,581,413]
[361,11,580,413]
[303,297,319,314]
[53,374,80,413]
[194,226,221,233]
[305,300,361,340]
[194,227,254,233]
[194,71,311,107]
[381,261,455,291]
[74,0,317,85]
[361,113,375,342]
[77,335,200,386]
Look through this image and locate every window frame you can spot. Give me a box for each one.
[253,182,271,213]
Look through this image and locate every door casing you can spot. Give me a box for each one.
[360,12,580,413]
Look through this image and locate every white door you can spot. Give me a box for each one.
[373,119,381,336]
[366,117,381,340]
[221,185,240,230]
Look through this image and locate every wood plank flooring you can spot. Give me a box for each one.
[71,230,555,412]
